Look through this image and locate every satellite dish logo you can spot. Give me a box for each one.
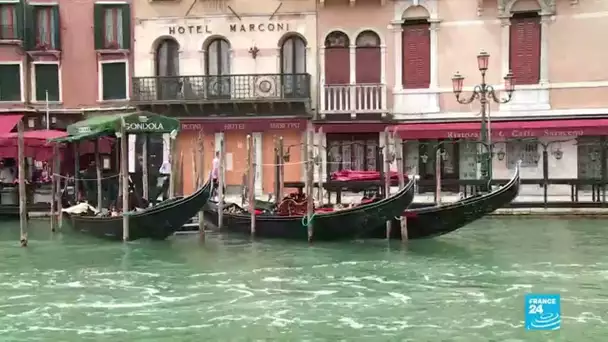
[525,293,561,330]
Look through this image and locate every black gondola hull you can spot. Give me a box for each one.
[203,178,416,241]
[367,165,521,239]
[66,181,212,241]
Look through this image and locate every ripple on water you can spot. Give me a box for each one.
[0,221,607,340]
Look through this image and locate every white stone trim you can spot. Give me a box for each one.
[98,58,130,101]
[499,9,550,111]
[351,27,387,46]
[393,0,438,22]
[0,61,25,103]
[392,107,608,120]
[30,60,62,104]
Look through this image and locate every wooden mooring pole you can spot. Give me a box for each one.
[395,136,408,242]
[169,136,176,199]
[316,127,324,206]
[50,144,58,232]
[196,132,205,237]
[383,128,392,240]
[120,125,129,242]
[17,120,27,247]
[305,125,314,242]
[435,148,442,204]
[142,135,149,202]
[217,138,225,229]
[247,135,256,236]
[95,140,102,211]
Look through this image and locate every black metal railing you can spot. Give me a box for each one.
[132,73,311,103]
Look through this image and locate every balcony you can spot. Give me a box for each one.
[132,73,311,116]
[320,84,387,119]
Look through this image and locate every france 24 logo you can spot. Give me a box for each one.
[525,293,561,331]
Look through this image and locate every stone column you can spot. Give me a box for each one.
[391,23,403,92]
[539,14,552,84]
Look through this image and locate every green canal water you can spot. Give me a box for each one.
[0,219,606,341]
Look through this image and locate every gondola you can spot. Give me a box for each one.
[366,162,521,239]
[64,179,212,241]
[203,177,416,241]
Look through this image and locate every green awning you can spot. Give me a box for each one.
[50,111,180,143]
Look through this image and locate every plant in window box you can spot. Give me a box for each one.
[106,41,120,50]
[35,42,50,50]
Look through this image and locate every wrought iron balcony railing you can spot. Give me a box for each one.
[132,73,311,104]
[320,83,387,117]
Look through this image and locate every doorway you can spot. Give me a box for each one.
[418,139,460,192]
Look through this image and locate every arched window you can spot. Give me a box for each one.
[154,38,180,103]
[155,38,179,77]
[280,35,306,98]
[355,30,380,84]
[281,35,306,74]
[324,31,350,85]
[205,38,230,76]
[205,38,231,98]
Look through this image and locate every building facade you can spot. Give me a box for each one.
[387,0,608,195]
[132,0,316,195]
[130,0,608,196]
[315,0,608,195]
[0,0,133,130]
[316,0,393,183]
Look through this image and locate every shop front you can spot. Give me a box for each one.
[393,118,608,194]
[178,118,308,195]
[313,122,390,181]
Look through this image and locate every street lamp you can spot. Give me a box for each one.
[451,50,515,184]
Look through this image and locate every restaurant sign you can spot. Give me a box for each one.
[181,120,305,132]
[446,129,586,139]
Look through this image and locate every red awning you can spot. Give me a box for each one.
[0,115,23,134]
[393,119,608,139]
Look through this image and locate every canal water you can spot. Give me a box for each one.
[0,219,606,341]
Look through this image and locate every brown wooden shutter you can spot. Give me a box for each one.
[355,47,381,83]
[324,48,350,85]
[509,14,541,85]
[402,23,430,89]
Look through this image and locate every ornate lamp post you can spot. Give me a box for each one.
[451,51,515,182]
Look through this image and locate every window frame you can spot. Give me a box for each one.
[204,38,230,76]
[0,2,17,41]
[0,61,23,102]
[98,59,129,101]
[506,139,539,168]
[34,5,53,49]
[102,5,122,49]
[280,35,306,75]
[31,61,61,103]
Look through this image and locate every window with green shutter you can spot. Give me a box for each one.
[101,62,126,100]
[94,4,130,50]
[34,64,59,101]
[28,5,60,51]
[0,3,22,40]
[0,64,21,101]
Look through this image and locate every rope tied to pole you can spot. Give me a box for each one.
[301,213,316,227]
